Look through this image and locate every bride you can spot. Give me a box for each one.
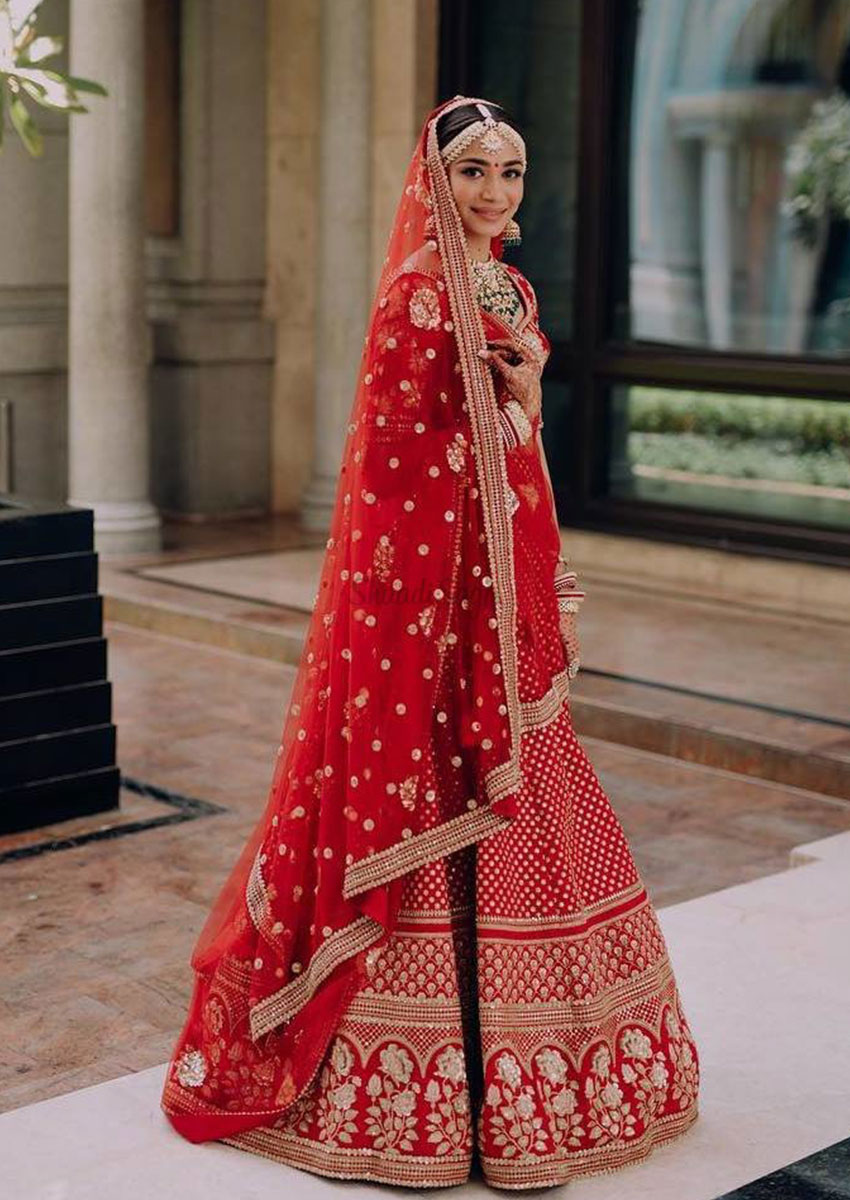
[160,94,700,1189]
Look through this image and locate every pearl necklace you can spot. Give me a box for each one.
[469,254,523,327]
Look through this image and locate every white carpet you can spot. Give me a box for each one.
[3,831,849,1199]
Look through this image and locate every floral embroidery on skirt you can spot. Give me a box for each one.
[221,696,700,1190]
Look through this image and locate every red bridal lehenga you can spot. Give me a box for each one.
[161,96,700,1190]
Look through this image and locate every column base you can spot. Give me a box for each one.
[299,473,339,534]
[65,497,163,556]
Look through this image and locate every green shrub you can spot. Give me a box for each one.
[628,387,850,453]
[629,432,850,488]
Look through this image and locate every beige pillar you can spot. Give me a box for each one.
[67,0,161,555]
[299,0,373,533]
[266,0,320,516]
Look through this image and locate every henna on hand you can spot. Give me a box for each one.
[479,337,543,422]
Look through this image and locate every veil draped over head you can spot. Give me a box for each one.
[163,96,542,1142]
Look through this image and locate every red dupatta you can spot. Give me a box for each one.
[161,96,556,1142]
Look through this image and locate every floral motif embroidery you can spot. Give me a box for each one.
[424,1045,470,1158]
[220,1038,278,1108]
[583,1043,638,1144]
[365,1043,421,1154]
[418,602,436,636]
[517,481,540,511]
[373,534,395,581]
[486,1051,550,1158]
[446,437,466,473]
[534,1048,584,1150]
[505,484,520,518]
[174,1048,207,1088]
[398,774,419,811]
[408,286,441,330]
[413,162,432,210]
[618,1027,670,1127]
[667,1008,699,1109]
[279,1037,360,1145]
[203,996,225,1037]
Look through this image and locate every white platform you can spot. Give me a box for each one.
[3,831,850,1199]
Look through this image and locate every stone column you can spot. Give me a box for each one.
[700,131,734,351]
[67,0,161,555]
[299,0,372,532]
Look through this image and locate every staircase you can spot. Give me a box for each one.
[0,494,120,834]
[99,534,850,808]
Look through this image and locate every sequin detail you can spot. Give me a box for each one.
[408,285,442,330]
[175,1049,208,1089]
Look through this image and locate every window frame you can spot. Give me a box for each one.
[565,0,850,564]
[439,0,850,564]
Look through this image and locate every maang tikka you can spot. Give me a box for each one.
[438,100,527,170]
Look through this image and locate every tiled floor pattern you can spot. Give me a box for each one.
[1,622,849,1117]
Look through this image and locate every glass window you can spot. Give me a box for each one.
[607,384,850,531]
[447,0,583,341]
[615,0,850,357]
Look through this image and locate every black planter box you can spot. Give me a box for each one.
[0,493,120,833]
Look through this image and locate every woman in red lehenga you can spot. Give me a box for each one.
[161,96,700,1189]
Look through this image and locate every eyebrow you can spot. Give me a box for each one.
[455,156,524,167]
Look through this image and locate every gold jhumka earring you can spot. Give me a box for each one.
[502,217,521,246]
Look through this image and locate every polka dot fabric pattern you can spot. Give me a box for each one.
[222,691,700,1189]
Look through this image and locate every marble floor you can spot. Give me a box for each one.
[3,829,849,1199]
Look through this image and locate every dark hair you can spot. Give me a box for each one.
[435,100,523,153]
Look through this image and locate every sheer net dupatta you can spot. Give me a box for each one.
[161,98,525,1142]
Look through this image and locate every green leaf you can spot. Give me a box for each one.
[14,66,85,110]
[8,93,42,155]
[64,73,107,97]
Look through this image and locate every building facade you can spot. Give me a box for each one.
[1,0,848,562]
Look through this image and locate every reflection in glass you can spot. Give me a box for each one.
[619,0,850,357]
[608,385,850,531]
[458,0,582,340]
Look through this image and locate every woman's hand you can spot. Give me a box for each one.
[478,337,543,422]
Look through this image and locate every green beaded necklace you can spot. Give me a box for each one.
[470,254,524,328]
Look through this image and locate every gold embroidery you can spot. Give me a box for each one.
[372,535,394,582]
[220,893,699,1189]
[174,1048,207,1089]
[408,286,442,330]
[517,481,540,510]
[446,436,467,473]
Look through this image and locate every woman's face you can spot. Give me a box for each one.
[446,135,525,244]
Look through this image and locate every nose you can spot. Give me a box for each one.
[479,173,504,203]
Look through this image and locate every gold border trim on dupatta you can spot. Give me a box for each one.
[248,662,574,1040]
[250,915,382,1039]
[422,113,524,815]
[247,102,571,1042]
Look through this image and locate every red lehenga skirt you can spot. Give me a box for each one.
[218,596,701,1187]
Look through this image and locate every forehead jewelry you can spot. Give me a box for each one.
[439,100,526,167]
